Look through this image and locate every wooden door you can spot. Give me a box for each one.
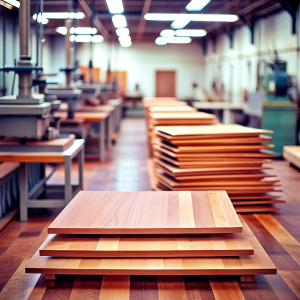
[79,66,100,82]
[156,71,176,97]
[106,71,127,94]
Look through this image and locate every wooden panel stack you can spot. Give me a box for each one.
[150,125,284,213]
[142,98,218,155]
[283,146,300,169]
[25,191,276,287]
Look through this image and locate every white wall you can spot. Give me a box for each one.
[69,41,205,98]
[204,7,300,104]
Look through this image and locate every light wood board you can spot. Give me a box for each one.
[283,146,300,169]
[26,218,277,276]
[48,191,243,235]
[39,231,254,258]
[156,135,273,146]
[155,125,273,140]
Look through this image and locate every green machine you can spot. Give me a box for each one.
[260,56,298,155]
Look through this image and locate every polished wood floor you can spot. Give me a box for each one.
[0,118,300,299]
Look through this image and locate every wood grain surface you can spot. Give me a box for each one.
[155,125,273,139]
[26,218,276,277]
[48,191,243,234]
[283,146,300,169]
[39,230,254,258]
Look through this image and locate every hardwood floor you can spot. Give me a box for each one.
[0,118,300,299]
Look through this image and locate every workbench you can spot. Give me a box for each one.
[55,111,109,161]
[0,139,84,221]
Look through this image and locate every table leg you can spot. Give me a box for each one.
[99,120,106,161]
[78,147,84,190]
[223,109,234,124]
[64,156,72,205]
[19,163,28,222]
[107,114,113,150]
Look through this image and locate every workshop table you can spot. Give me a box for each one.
[192,101,245,124]
[55,111,109,161]
[0,139,84,221]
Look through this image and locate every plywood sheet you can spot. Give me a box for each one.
[48,191,243,235]
[149,106,197,113]
[154,159,271,176]
[155,125,273,140]
[156,142,275,154]
[157,135,273,146]
[26,218,277,276]
[154,152,271,169]
[40,231,254,258]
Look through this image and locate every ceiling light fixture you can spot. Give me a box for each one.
[70,27,97,35]
[171,19,190,29]
[175,29,207,37]
[120,38,132,48]
[166,37,192,44]
[33,13,49,24]
[116,27,130,36]
[3,0,19,8]
[186,0,211,11]
[155,37,167,46]
[70,34,104,43]
[144,13,239,22]
[106,0,124,14]
[112,14,127,28]
[33,12,85,20]
[56,27,97,35]
[160,29,175,37]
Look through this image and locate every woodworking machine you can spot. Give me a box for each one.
[0,0,59,141]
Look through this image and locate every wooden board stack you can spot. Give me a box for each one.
[143,99,218,155]
[26,191,276,287]
[150,125,284,213]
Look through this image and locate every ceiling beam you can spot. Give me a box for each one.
[136,0,152,40]
[78,0,111,40]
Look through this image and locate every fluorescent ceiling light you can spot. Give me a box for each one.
[70,35,104,43]
[112,14,127,28]
[33,12,85,20]
[166,37,192,44]
[144,13,239,22]
[56,27,68,35]
[155,37,167,46]
[120,39,132,48]
[176,29,207,37]
[106,0,124,14]
[186,0,210,11]
[70,27,97,35]
[171,19,190,29]
[116,27,130,36]
[160,29,175,37]
[118,35,131,43]
[3,0,19,8]
[33,13,49,24]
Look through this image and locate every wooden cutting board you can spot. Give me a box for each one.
[155,125,273,140]
[48,191,243,235]
[26,218,277,276]
[39,230,254,258]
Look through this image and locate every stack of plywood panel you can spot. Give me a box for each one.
[150,125,284,213]
[25,191,276,287]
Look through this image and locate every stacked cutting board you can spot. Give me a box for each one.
[150,124,284,213]
[25,191,276,287]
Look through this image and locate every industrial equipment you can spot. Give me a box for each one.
[0,0,58,142]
